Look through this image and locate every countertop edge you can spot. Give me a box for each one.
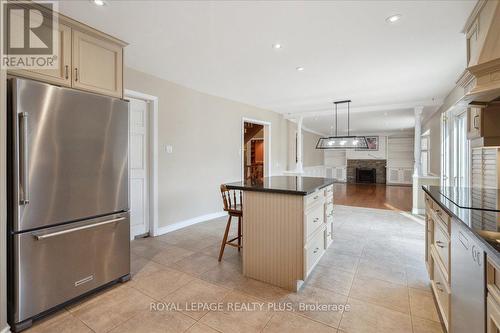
[422,186,500,264]
[226,181,333,196]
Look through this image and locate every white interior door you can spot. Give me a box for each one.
[129,98,150,238]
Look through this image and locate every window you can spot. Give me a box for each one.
[453,110,470,187]
[441,112,451,187]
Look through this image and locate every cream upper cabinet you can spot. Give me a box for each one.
[10,23,72,87]
[7,4,126,98]
[72,30,123,98]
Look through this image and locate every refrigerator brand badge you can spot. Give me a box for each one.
[1,0,59,69]
[75,275,94,287]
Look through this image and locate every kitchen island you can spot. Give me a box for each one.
[422,186,500,333]
[226,176,334,291]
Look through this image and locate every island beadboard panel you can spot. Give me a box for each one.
[242,191,305,291]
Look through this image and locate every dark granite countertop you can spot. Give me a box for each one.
[423,185,500,258]
[225,176,335,195]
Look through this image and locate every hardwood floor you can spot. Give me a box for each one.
[333,183,413,212]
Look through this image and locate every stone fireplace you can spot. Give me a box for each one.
[347,159,386,184]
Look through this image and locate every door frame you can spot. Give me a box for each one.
[241,117,271,180]
[125,89,159,237]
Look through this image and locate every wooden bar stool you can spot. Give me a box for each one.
[218,184,243,261]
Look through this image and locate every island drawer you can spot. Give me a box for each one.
[432,204,451,232]
[487,295,500,333]
[324,185,334,198]
[325,201,334,220]
[432,221,450,281]
[305,204,324,239]
[424,194,433,210]
[487,258,500,304]
[305,226,326,276]
[305,190,324,210]
[432,252,450,331]
[324,223,333,249]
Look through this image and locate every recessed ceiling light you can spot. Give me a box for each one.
[92,0,106,6]
[273,43,282,49]
[386,14,402,23]
[296,66,304,71]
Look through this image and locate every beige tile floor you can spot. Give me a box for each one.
[25,205,443,333]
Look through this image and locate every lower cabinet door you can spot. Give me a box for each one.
[487,295,500,333]
[13,213,130,322]
[324,223,333,249]
[305,227,326,277]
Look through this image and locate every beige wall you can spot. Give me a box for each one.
[125,67,288,227]
[302,130,324,167]
[286,121,324,169]
[423,111,441,176]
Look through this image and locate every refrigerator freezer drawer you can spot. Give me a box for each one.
[12,213,130,323]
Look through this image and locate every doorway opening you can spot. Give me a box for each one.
[125,90,159,240]
[241,118,271,181]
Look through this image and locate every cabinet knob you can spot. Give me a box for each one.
[436,240,445,248]
[313,217,319,223]
[313,247,319,254]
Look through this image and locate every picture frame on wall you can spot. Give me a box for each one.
[357,136,379,151]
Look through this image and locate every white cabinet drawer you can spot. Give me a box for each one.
[324,201,334,220]
[305,190,324,210]
[432,251,450,331]
[324,185,334,198]
[305,227,326,277]
[325,223,333,249]
[305,203,324,239]
[433,221,450,281]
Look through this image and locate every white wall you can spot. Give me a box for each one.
[125,67,289,228]
[346,136,387,160]
[387,136,414,168]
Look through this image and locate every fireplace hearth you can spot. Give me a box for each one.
[356,168,376,183]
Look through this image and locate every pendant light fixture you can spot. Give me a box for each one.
[315,100,368,149]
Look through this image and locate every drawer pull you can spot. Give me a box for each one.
[436,281,444,292]
[313,247,319,254]
[313,195,319,200]
[313,217,320,223]
[436,240,446,248]
[34,217,125,240]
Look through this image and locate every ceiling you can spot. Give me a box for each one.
[58,0,475,135]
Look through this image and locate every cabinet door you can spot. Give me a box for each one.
[10,23,72,86]
[388,168,400,183]
[72,30,123,98]
[403,168,413,184]
[468,107,482,140]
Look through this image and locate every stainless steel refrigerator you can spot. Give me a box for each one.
[7,77,131,332]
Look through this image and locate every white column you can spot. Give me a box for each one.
[413,106,423,177]
[412,106,424,215]
[295,116,304,174]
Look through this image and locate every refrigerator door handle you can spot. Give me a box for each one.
[19,112,29,205]
[34,217,126,240]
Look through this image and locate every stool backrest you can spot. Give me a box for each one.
[220,184,242,211]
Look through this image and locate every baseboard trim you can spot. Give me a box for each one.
[412,208,425,215]
[1,325,11,333]
[154,211,227,236]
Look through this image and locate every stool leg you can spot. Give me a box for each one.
[237,216,241,252]
[218,215,232,262]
